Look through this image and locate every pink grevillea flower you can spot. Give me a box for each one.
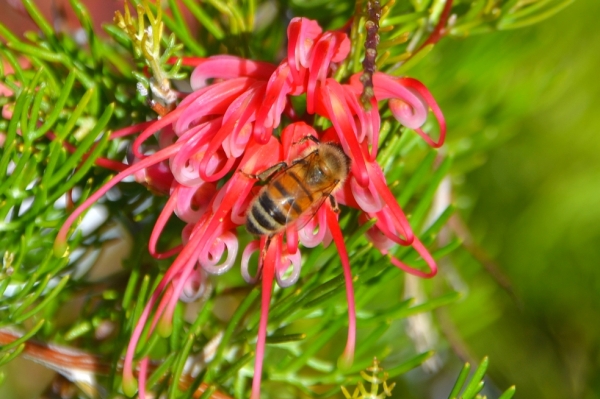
[54,17,446,399]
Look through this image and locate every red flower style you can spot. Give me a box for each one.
[54,17,446,399]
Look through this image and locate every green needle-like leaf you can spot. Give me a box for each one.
[498,385,517,399]
[462,357,489,399]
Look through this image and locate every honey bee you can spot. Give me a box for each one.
[246,138,351,238]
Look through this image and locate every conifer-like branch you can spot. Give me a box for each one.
[114,1,184,113]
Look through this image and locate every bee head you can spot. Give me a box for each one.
[319,142,351,182]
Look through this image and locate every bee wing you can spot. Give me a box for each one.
[288,179,339,232]
[278,150,321,225]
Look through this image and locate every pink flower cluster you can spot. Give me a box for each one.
[54,17,445,399]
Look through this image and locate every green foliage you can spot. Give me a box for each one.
[0,0,574,398]
[448,358,516,399]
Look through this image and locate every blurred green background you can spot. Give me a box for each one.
[415,0,600,397]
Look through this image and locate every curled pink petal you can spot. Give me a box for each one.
[198,145,237,182]
[199,231,239,275]
[389,97,428,130]
[275,246,302,288]
[317,80,370,188]
[191,202,240,276]
[370,72,428,126]
[190,55,276,90]
[174,183,217,224]
[360,213,396,252]
[350,174,383,213]
[180,267,206,302]
[171,146,208,187]
[254,65,292,143]
[287,17,323,73]
[221,83,266,158]
[306,35,336,113]
[222,81,264,124]
[356,73,446,148]
[169,118,223,184]
[399,77,446,148]
[306,32,350,114]
[241,240,262,284]
[330,32,351,62]
[220,86,263,157]
[341,85,370,143]
[195,120,245,184]
[223,122,253,158]
[175,78,256,134]
[298,207,328,248]
[132,106,187,159]
[388,235,437,278]
[369,163,415,245]
[152,216,231,336]
[370,207,413,247]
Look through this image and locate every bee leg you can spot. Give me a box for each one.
[293,135,320,146]
[242,162,288,181]
[290,156,313,166]
[328,195,340,214]
[259,235,274,268]
[264,236,273,252]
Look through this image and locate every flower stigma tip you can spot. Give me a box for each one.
[122,370,137,397]
[157,316,173,337]
[53,240,69,258]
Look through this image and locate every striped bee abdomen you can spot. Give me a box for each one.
[246,172,312,236]
[246,189,288,236]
